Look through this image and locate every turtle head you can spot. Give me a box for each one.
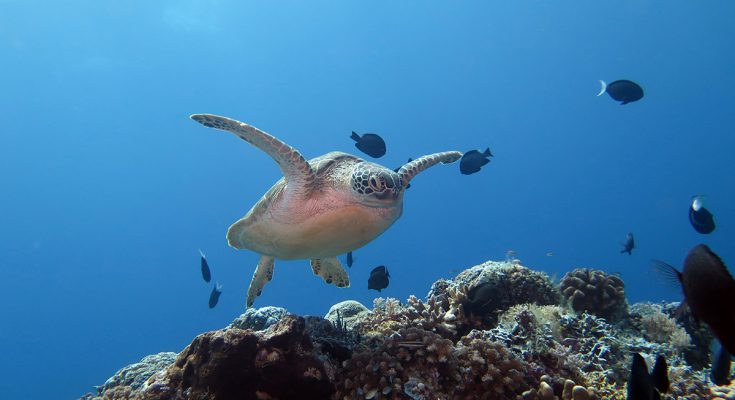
[351,162,404,206]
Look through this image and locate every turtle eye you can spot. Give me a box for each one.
[369,176,385,192]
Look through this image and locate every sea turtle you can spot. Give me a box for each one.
[191,114,462,307]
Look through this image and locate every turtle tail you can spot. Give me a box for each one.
[397,151,462,187]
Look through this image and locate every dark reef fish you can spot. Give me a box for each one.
[711,342,732,386]
[463,282,495,317]
[346,251,354,268]
[459,148,492,175]
[621,232,635,255]
[627,353,669,400]
[367,265,390,292]
[351,131,386,158]
[199,249,211,283]
[689,195,716,234]
[652,244,735,355]
[597,79,644,105]
[208,282,223,308]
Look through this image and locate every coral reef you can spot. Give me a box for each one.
[325,300,370,330]
[228,305,288,331]
[146,315,334,400]
[559,268,627,322]
[450,260,561,326]
[80,259,723,400]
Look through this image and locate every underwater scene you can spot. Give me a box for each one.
[1,1,734,399]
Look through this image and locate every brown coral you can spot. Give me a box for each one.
[559,268,627,322]
[139,315,335,400]
[335,327,533,399]
[427,261,562,332]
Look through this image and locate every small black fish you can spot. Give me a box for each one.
[199,249,211,283]
[652,244,735,355]
[394,158,412,189]
[711,342,732,386]
[597,79,644,105]
[346,251,354,268]
[627,353,669,400]
[367,265,390,292]
[689,196,716,234]
[459,148,492,175]
[621,233,635,255]
[463,282,495,317]
[351,131,386,158]
[208,282,222,308]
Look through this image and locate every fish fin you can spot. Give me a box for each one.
[597,80,607,96]
[483,148,493,157]
[246,255,275,308]
[650,259,683,286]
[651,355,670,394]
[620,100,629,105]
[350,131,361,142]
[310,257,350,288]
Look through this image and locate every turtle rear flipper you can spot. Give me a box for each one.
[191,114,315,195]
[310,258,350,288]
[246,255,275,308]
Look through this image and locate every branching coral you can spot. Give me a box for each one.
[559,268,628,322]
[335,327,533,399]
[637,306,691,351]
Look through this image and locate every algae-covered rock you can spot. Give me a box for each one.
[446,260,561,324]
[228,305,288,331]
[87,352,176,399]
[141,315,335,400]
[324,300,369,330]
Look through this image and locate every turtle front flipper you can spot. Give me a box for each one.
[246,255,275,308]
[397,151,462,188]
[191,114,315,194]
[310,258,350,288]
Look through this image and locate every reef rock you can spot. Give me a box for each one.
[88,352,176,398]
[324,300,370,330]
[140,315,335,400]
[228,305,288,331]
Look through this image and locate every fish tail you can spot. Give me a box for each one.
[597,80,607,96]
[199,248,205,258]
[350,131,361,141]
[620,249,631,255]
[216,281,223,290]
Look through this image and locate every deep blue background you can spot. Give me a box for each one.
[1,1,733,398]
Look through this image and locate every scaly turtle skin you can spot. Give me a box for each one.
[191,114,462,307]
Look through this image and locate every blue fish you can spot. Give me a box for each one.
[597,79,644,105]
[209,282,223,308]
[689,196,715,234]
[199,249,211,283]
[368,265,389,292]
[346,251,354,268]
[459,148,492,175]
[351,131,386,158]
[621,233,635,255]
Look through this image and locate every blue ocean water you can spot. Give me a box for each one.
[1,1,733,398]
